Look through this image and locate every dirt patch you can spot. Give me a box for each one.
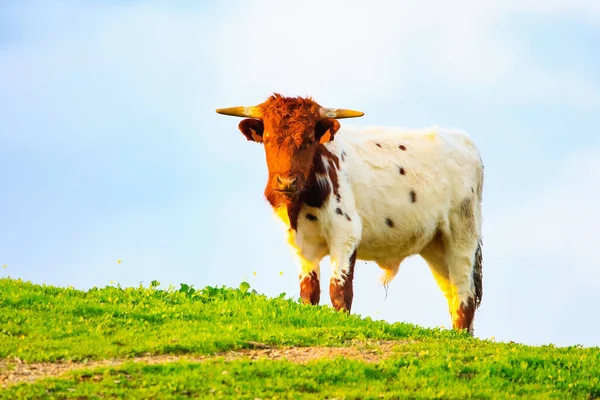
[0,340,408,387]
[0,354,208,388]
[224,339,407,364]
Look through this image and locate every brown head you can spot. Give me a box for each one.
[216,93,364,207]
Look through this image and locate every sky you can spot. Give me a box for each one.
[1,0,599,348]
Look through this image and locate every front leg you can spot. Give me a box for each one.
[297,254,321,305]
[286,228,326,306]
[329,248,358,312]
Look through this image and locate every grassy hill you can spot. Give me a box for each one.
[1,277,599,399]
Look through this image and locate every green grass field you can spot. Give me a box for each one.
[1,277,599,399]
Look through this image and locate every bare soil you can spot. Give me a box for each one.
[0,340,409,387]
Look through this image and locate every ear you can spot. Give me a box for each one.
[315,118,341,144]
[238,119,264,143]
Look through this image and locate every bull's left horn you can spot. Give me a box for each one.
[215,106,261,118]
[319,107,364,119]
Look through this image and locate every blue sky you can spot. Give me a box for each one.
[1,0,599,348]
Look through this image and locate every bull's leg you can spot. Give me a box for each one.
[325,193,361,312]
[297,254,322,305]
[442,214,481,335]
[329,248,358,312]
[419,231,454,318]
[449,265,476,334]
[287,229,326,306]
[446,244,479,334]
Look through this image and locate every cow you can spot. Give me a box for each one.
[216,93,484,335]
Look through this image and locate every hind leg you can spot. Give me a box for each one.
[441,212,481,334]
[420,231,453,318]
[445,245,478,334]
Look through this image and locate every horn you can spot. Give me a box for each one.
[215,106,261,118]
[319,107,364,119]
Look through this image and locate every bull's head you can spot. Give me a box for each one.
[216,94,364,206]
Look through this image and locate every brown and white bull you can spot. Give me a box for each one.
[216,93,484,334]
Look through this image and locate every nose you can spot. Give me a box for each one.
[276,175,298,192]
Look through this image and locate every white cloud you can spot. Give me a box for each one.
[489,144,600,280]
[503,0,600,17]
[208,0,600,110]
[477,144,600,346]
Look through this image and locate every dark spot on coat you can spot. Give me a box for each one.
[375,143,382,148]
[345,213,351,222]
[341,151,346,162]
[399,166,405,175]
[305,214,318,221]
[336,207,343,215]
[460,198,473,219]
[410,190,417,203]
[460,198,476,236]
[336,194,341,203]
[385,218,394,228]
[399,145,406,150]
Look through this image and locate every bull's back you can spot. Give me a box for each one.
[332,126,481,262]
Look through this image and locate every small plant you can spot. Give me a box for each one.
[149,280,161,289]
[238,281,250,294]
[178,283,196,297]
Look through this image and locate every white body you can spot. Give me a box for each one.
[276,125,484,326]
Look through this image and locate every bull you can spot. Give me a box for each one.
[216,93,484,334]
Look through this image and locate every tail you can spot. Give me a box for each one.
[473,239,483,309]
[473,160,484,309]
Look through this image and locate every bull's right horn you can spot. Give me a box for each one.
[215,106,261,118]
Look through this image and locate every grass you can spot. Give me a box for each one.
[0,278,441,363]
[6,355,600,400]
[1,277,600,399]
